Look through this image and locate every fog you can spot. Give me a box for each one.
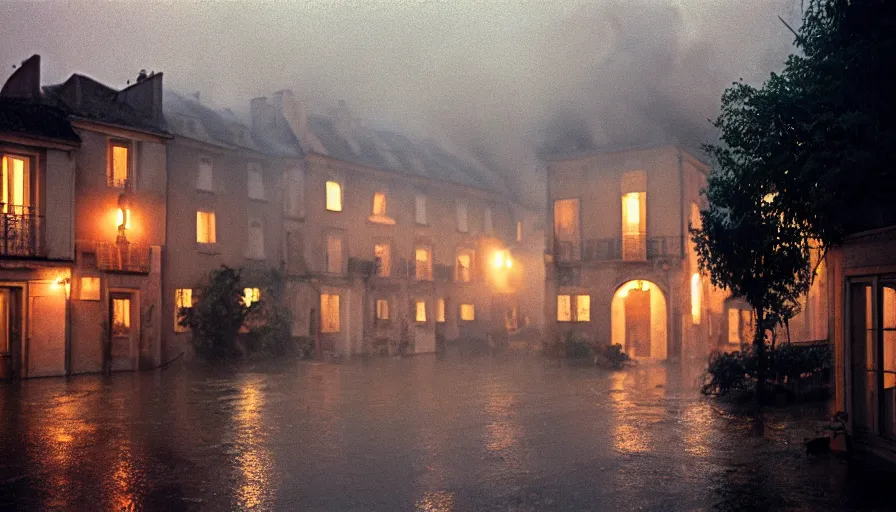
[1,0,801,206]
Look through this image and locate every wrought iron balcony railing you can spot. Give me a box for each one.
[0,205,45,258]
[96,241,151,273]
[552,236,681,263]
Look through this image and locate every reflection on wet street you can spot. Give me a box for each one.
[0,354,893,511]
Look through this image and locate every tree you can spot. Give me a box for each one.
[694,0,896,398]
[180,266,250,358]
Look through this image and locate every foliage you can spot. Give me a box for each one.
[595,343,632,370]
[692,0,896,396]
[243,268,293,356]
[563,331,593,359]
[180,265,294,359]
[702,343,832,397]
[701,350,750,396]
[180,266,248,358]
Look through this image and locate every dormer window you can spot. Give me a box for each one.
[107,141,131,188]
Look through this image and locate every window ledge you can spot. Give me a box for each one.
[196,243,219,255]
[196,188,215,194]
[248,197,268,203]
[368,215,396,225]
[245,255,267,261]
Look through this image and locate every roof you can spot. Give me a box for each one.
[301,112,510,194]
[0,97,80,144]
[42,74,168,136]
[163,90,264,153]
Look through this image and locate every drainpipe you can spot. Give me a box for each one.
[678,149,685,259]
[64,283,72,375]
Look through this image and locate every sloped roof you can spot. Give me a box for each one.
[304,113,509,194]
[42,74,168,136]
[163,90,263,152]
[0,97,80,144]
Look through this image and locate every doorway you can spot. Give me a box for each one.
[108,292,136,372]
[611,280,668,360]
[0,287,22,379]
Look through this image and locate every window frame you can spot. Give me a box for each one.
[196,210,217,245]
[326,232,344,274]
[557,293,591,322]
[107,139,132,189]
[0,152,33,212]
[326,179,343,212]
[247,162,265,201]
[320,292,341,333]
[460,303,475,321]
[197,156,214,192]
[414,245,433,281]
[174,288,193,333]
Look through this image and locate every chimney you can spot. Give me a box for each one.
[0,54,41,100]
[271,90,312,149]
[117,71,164,122]
[250,96,276,134]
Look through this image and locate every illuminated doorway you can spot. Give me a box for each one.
[611,280,667,360]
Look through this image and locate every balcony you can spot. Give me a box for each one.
[583,237,680,262]
[0,206,45,258]
[96,241,151,273]
[553,236,680,264]
[434,263,453,282]
[348,257,375,277]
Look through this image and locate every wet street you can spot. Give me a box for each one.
[0,354,893,511]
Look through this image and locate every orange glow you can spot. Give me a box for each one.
[691,273,702,324]
[116,208,131,230]
[326,180,342,211]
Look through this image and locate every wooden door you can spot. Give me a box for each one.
[109,293,135,371]
[626,289,651,358]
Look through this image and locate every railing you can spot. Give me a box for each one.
[581,236,681,262]
[0,205,44,258]
[107,176,132,189]
[434,263,453,282]
[96,241,151,273]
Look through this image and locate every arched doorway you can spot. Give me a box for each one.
[611,280,668,360]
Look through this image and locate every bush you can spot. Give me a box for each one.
[701,350,750,396]
[564,331,593,359]
[180,266,247,358]
[595,343,632,369]
[702,343,833,397]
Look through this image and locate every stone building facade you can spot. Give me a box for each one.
[545,145,724,361]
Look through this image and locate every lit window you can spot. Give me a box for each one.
[460,304,475,321]
[493,250,512,269]
[516,220,523,242]
[321,293,340,333]
[112,298,131,336]
[248,163,265,200]
[416,300,426,322]
[373,192,387,216]
[415,194,427,225]
[557,295,572,322]
[1,154,29,211]
[576,295,591,322]
[175,288,193,332]
[621,191,646,261]
[326,180,342,211]
[374,243,391,277]
[484,207,493,235]
[456,250,473,282]
[197,157,213,191]
[79,277,100,301]
[247,219,265,260]
[558,294,589,322]
[691,273,702,324]
[728,309,741,343]
[553,199,578,237]
[243,287,260,307]
[376,299,389,321]
[415,246,432,280]
[196,211,216,244]
[327,234,343,273]
[436,298,445,323]
[108,142,130,188]
[456,202,468,232]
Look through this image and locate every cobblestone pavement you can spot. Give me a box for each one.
[0,353,893,511]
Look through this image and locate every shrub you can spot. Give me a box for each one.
[701,350,750,396]
[564,331,593,359]
[180,266,247,358]
[595,343,632,369]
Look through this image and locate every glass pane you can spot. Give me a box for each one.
[557,295,571,322]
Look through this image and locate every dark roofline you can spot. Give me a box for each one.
[543,142,707,168]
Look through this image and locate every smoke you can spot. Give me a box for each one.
[1,0,801,207]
